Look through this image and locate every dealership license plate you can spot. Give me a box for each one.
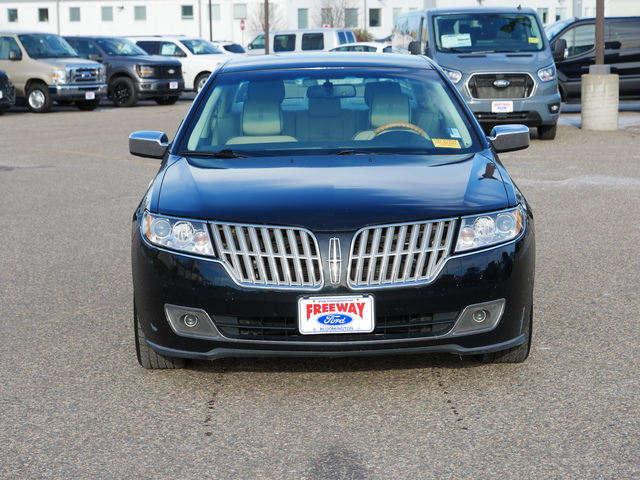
[492,100,513,113]
[170,81,178,90]
[85,91,95,100]
[298,295,374,335]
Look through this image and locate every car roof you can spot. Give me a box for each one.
[217,52,437,74]
[423,6,537,15]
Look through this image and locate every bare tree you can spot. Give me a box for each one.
[247,2,287,37]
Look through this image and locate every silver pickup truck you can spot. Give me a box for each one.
[0,31,107,113]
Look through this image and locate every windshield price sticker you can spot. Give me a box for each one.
[85,91,95,100]
[492,101,513,113]
[298,295,374,335]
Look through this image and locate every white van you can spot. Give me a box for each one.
[129,36,233,93]
[246,29,356,56]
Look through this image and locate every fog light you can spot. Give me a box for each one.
[182,314,199,328]
[549,103,560,113]
[472,309,488,323]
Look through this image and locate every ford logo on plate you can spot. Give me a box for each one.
[318,314,352,325]
[493,79,511,88]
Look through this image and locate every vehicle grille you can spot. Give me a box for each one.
[155,66,182,79]
[468,73,535,99]
[214,311,458,342]
[72,68,101,84]
[348,220,456,288]
[210,223,323,288]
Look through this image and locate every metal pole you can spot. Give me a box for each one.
[209,0,213,42]
[264,0,270,54]
[595,0,604,65]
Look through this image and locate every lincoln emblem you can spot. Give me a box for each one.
[328,238,342,284]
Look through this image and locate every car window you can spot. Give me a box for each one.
[18,33,78,59]
[609,20,640,50]
[0,36,21,60]
[433,13,545,53]
[181,67,479,158]
[181,39,223,55]
[301,33,324,51]
[274,34,296,52]
[135,41,159,55]
[73,39,100,59]
[558,24,595,58]
[97,37,148,56]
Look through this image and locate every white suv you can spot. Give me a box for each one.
[129,36,233,93]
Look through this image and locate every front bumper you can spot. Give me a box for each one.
[132,218,535,361]
[138,79,185,97]
[50,83,108,101]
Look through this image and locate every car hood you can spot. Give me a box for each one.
[154,153,511,231]
[439,50,552,74]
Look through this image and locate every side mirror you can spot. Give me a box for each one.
[9,49,22,60]
[129,131,169,159]
[408,41,421,55]
[553,38,567,62]
[488,125,530,153]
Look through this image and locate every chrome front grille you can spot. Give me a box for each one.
[468,73,535,99]
[210,223,323,289]
[72,68,100,83]
[348,220,456,288]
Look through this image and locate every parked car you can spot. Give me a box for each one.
[64,36,184,107]
[210,40,246,54]
[128,36,232,93]
[393,7,562,140]
[129,52,535,369]
[0,69,15,114]
[0,31,107,113]
[545,16,640,102]
[247,28,356,56]
[329,42,392,53]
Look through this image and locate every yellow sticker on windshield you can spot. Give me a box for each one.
[433,139,461,149]
[528,37,540,44]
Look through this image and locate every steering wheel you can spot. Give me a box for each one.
[373,122,428,138]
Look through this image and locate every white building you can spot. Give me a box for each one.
[0,0,638,47]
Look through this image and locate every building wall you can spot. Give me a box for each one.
[0,0,638,47]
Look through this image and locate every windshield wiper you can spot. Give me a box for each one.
[181,149,273,158]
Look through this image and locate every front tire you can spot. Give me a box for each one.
[135,307,187,369]
[75,99,100,111]
[481,305,533,364]
[155,95,179,105]
[194,73,209,94]
[26,84,53,113]
[537,123,557,141]
[110,77,138,107]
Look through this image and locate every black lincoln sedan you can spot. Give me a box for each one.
[129,53,534,369]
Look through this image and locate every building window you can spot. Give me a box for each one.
[135,6,146,21]
[345,8,357,28]
[8,8,18,22]
[102,6,113,21]
[181,5,193,20]
[555,8,566,22]
[537,8,548,25]
[38,8,49,22]
[321,8,331,26]
[209,4,220,21]
[298,8,308,29]
[234,4,246,20]
[69,7,80,22]
[369,8,381,28]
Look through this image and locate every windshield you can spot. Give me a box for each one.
[19,33,78,59]
[434,13,545,53]
[181,39,224,55]
[96,37,148,56]
[544,19,573,41]
[180,67,480,159]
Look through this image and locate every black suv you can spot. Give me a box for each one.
[65,36,185,107]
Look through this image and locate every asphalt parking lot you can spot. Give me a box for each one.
[0,100,638,479]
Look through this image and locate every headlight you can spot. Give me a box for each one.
[51,68,69,85]
[136,64,155,78]
[98,67,107,83]
[537,64,556,82]
[141,211,214,256]
[455,206,525,252]
[441,67,463,84]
